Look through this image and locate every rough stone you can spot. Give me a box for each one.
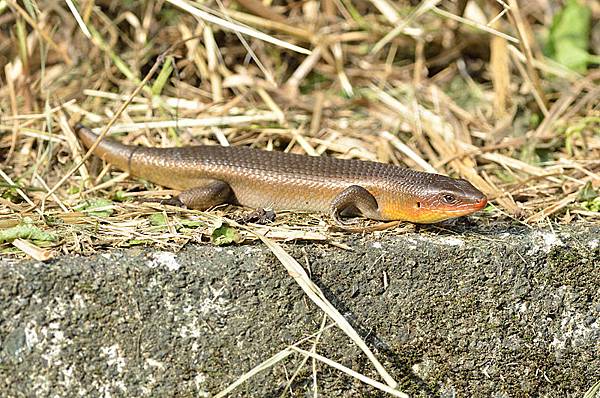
[0,222,598,397]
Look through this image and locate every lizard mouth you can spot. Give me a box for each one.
[430,196,488,215]
[459,197,488,212]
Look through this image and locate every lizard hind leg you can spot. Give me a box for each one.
[330,185,381,225]
[177,179,233,210]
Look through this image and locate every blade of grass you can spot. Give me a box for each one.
[431,6,519,44]
[151,56,174,96]
[12,238,53,261]
[371,0,440,55]
[290,347,408,398]
[65,0,91,38]
[248,229,399,389]
[166,0,311,55]
[89,113,281,134]
[214,323,336,398]
[6,0,72,65]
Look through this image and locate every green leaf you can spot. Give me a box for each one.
[178,219,205,228]
[124,239,152,246]
[75,198,114,217]
[578,182,598,202]
[211,223,243,246]
[0,218,56,244]
[581,197,600,212]
[149,213,168,226]
[545,0,592,73]
[113,190,128,202]
[67,186,80,195]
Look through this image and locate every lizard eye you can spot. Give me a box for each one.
[442,194,456,203]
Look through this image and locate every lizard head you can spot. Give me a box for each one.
[380,175,488,223]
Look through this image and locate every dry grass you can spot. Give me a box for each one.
[0,0,600,253]
[1,0,599,258]
[0,1,599,394]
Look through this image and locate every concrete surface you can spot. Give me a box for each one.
[1,222,598,397]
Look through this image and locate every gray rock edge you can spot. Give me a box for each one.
[1,222,598,397]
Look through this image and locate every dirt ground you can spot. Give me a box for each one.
[1,221,598,397]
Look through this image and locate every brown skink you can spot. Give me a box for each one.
[75,124,487,224]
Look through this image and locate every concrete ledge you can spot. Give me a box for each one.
[1,224,598,396]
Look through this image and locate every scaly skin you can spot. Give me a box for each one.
[76,124,487,224]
